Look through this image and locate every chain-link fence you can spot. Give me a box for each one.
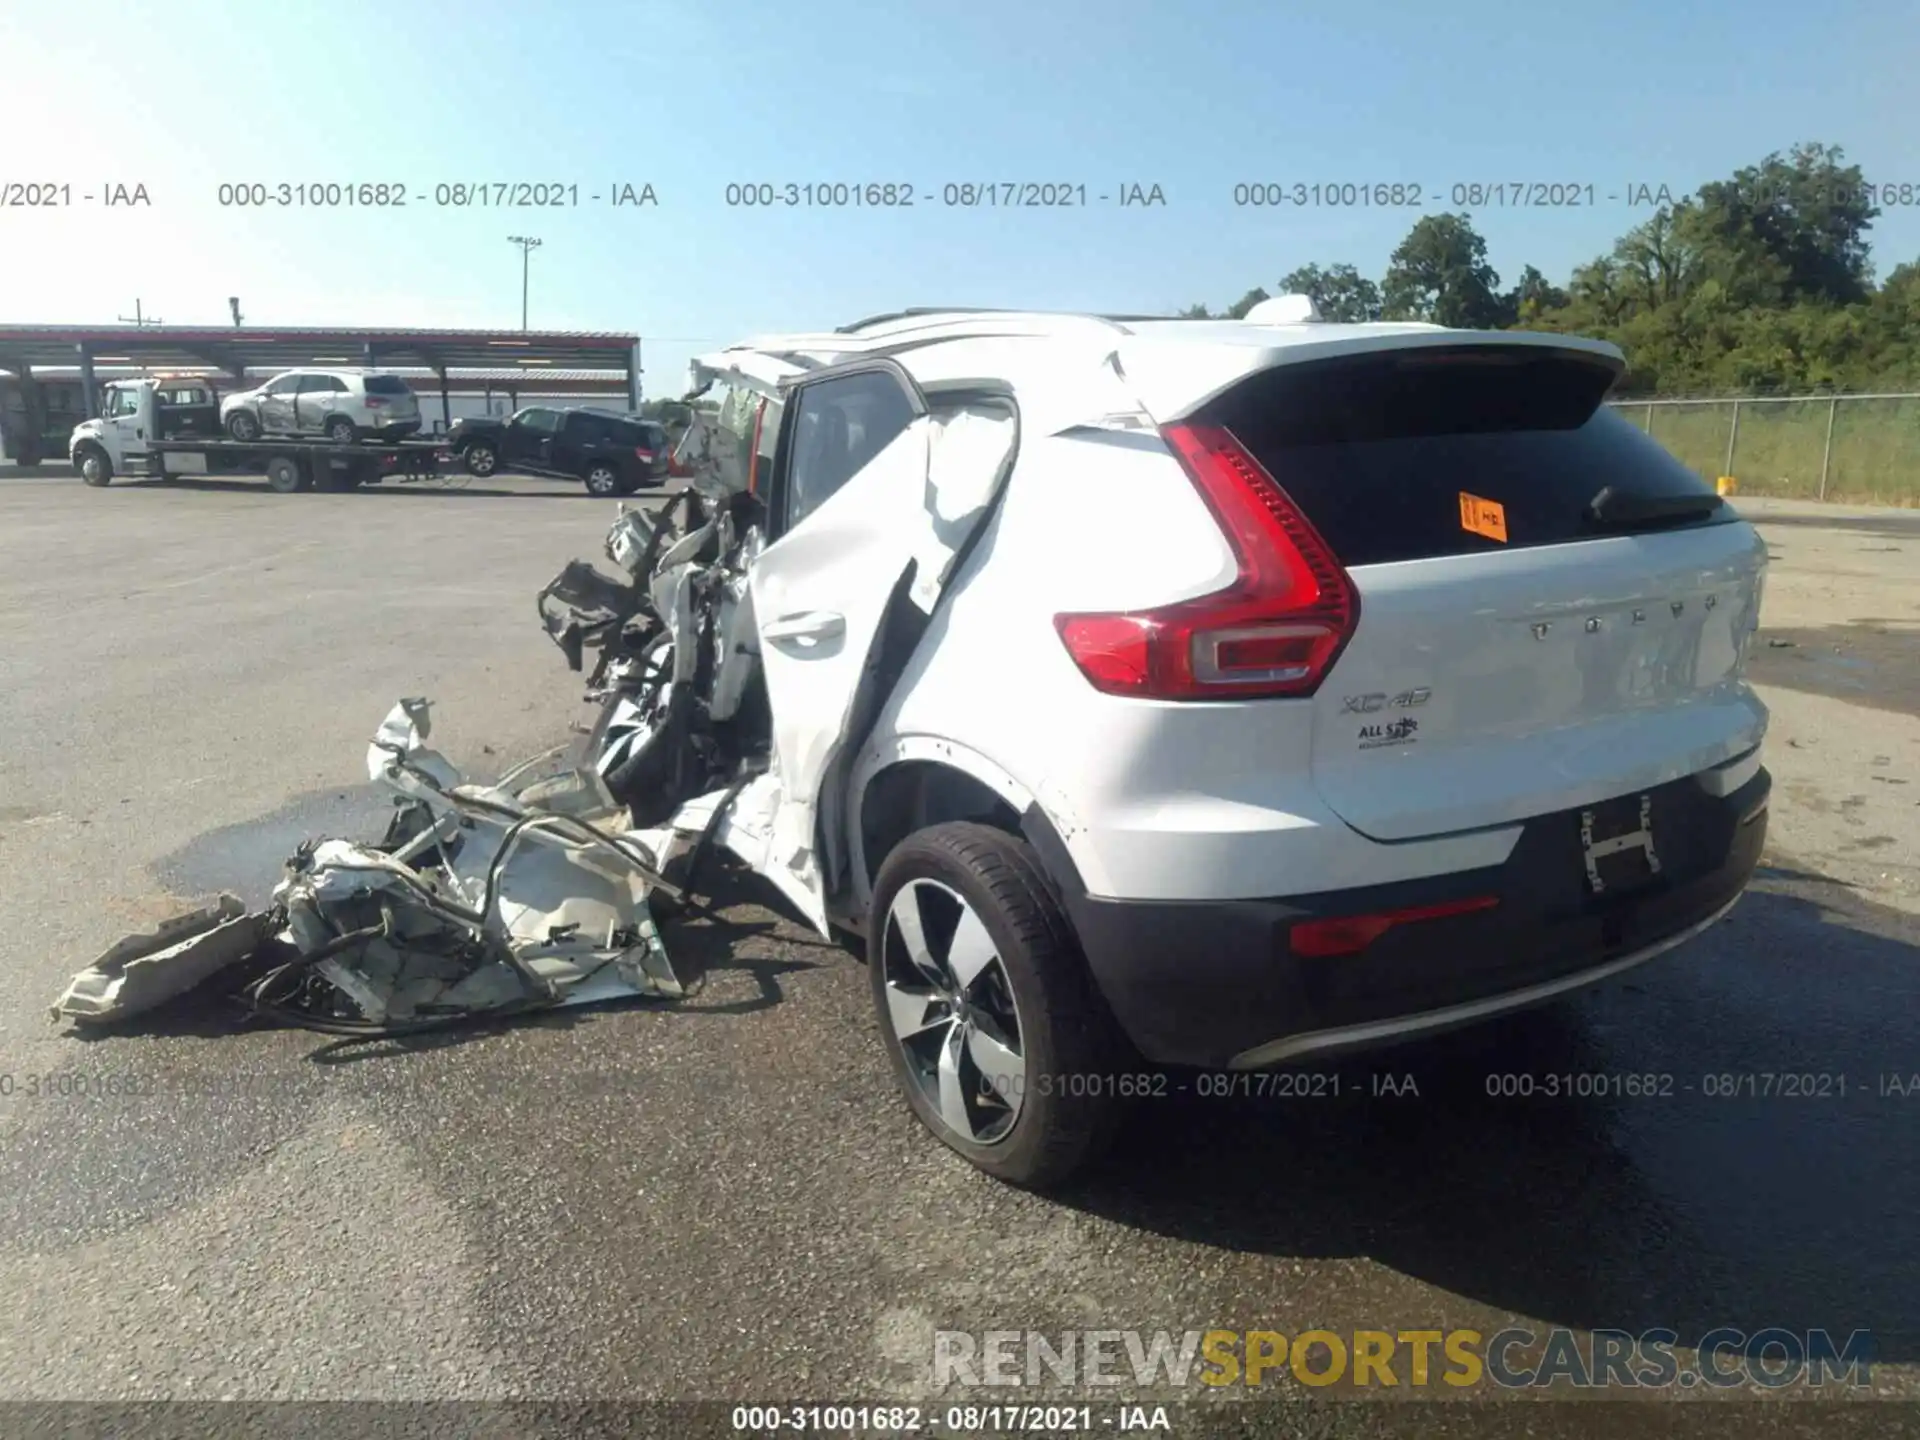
[1607,393,1920,506]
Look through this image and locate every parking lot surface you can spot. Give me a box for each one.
[0,471,1916,1421]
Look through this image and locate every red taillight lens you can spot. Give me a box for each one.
[635,447,654,461]
[1053,422,1357,699]
[1289,896,1500,958]
[366,395,386,407]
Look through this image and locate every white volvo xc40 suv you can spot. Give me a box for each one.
[640,301,1769,1187]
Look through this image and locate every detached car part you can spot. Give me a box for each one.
[50,897,278,1024]
[537,491,772,842]
[51,700,694,1034]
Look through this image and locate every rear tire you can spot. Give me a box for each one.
[464,441,499,477]
[226,410,261,442]
[76,446,112,487]
[584,461,623,497]
[324,416,359,445]
[868,822,1124,1189]
[265,455,307,493]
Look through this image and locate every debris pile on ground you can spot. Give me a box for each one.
[54,479,781,1038]
[51,698,695,1035]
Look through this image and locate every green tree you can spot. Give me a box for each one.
[1610,208,1704,310]
[1189,144,1910,395]
[1863,261,1920,382]
[1176,302,1213,318]
[1683,142,1878,306]
[1509,264,1569,326]
[1280,263,1383,321]
[1381,214,1511,327]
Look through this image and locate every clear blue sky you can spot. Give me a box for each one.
[3,0,1914,397]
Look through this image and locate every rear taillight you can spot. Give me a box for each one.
[635,447,654,462]
[366,395,386,407]
[1289,896,1499,958]
[1053,422,1358,699]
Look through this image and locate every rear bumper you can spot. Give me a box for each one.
[1023,764,1769,1069]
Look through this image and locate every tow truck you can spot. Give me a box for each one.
[68,376,448,492]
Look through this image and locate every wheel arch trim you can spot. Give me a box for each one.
[846,735,1103,917]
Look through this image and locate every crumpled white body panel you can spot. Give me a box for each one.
[51,700,690,1030]
[50,897,277,1023]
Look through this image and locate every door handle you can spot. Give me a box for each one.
[762,610,846,644]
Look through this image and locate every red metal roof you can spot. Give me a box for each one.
[0,324,638,373]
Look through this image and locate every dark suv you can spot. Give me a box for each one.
[449,406,671,496]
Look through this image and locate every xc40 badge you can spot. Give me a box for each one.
[1342,688,1431,714]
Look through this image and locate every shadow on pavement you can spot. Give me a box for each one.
[1749,621,1920,717]
[1745,509,1920,540]
[1061,869,1920,1361]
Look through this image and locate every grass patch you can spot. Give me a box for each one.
[1609,397,1920,506]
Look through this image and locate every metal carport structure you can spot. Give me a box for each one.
[0,325,641,429]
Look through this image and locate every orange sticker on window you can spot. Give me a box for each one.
[1458,491,1508,542]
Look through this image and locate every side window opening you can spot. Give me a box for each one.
[780,371,915,533]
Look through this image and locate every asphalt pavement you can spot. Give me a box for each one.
[0,469,1916,1431]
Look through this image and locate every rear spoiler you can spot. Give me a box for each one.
[1118,328,1626,427]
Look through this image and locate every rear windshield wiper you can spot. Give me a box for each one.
[1586,484,1724,532]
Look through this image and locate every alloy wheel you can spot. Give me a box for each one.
[881,878,1026,1145]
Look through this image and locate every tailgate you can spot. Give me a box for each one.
[1193,342,1768,842]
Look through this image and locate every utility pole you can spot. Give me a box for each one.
[117,299,162,326]
[507,235,542,330]
[229,297,244,327]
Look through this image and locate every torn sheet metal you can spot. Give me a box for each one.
[912,403,1019,611]
[52,699,694,1033]
[50,896,278,1024]
[532,396,1020,939]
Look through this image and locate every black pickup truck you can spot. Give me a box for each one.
[448,405,671,496]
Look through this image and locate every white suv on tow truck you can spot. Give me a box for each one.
[635,301,1771,1187]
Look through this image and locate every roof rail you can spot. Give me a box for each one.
[836,307,1012,333]
[834,307,1138,338]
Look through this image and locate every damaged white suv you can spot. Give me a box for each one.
[573,301,1771,1188]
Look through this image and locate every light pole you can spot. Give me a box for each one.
[508,235,542,330]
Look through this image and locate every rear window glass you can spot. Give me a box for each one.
[1201,346,1730,567]
[363,375,412,396]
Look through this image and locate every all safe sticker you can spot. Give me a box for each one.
[1458,491,1508,542]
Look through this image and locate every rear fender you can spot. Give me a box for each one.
[846,735,1064,917]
